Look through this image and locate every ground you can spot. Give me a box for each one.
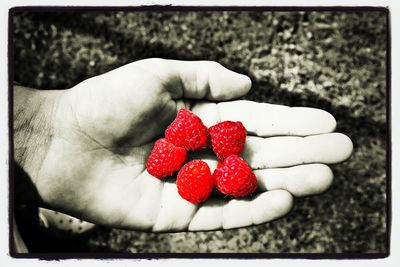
[13,9,388,254]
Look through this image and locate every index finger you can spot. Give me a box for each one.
[191,100,337,136]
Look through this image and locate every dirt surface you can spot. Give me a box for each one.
[13,9,388,254]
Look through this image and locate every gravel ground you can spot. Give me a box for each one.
[12,9,388,255]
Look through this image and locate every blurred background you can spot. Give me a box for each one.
[12,9,388,254]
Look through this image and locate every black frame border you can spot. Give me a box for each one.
[8,5,391,260]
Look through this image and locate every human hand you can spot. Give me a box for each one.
[14,58,353,232]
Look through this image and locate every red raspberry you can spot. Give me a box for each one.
[208,121,247,160]
[165,109,209,151]
[146,138,187,179]
[213,155,258,197]
[176,160,213,204]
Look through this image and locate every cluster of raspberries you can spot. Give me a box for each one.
[146,109,257,204]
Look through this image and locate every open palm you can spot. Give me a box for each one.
[33,59,353,232]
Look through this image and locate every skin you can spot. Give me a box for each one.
[14,58,353,232]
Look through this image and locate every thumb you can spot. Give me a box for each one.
[132,58,252,101]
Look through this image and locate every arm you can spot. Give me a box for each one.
[13,85,63,205]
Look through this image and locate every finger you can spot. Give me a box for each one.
[254,164,334,197]
[150,178,292,232]
[191,100,336,136]
[188,190,293,231]
[185,148,219,171]
[186,151,334,197]
[133,58,252,101]
[243,133,353,169]
[152,181,198,232]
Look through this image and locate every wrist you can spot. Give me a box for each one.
[13,85,65,204]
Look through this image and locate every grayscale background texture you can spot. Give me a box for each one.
[13,10,388,253]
